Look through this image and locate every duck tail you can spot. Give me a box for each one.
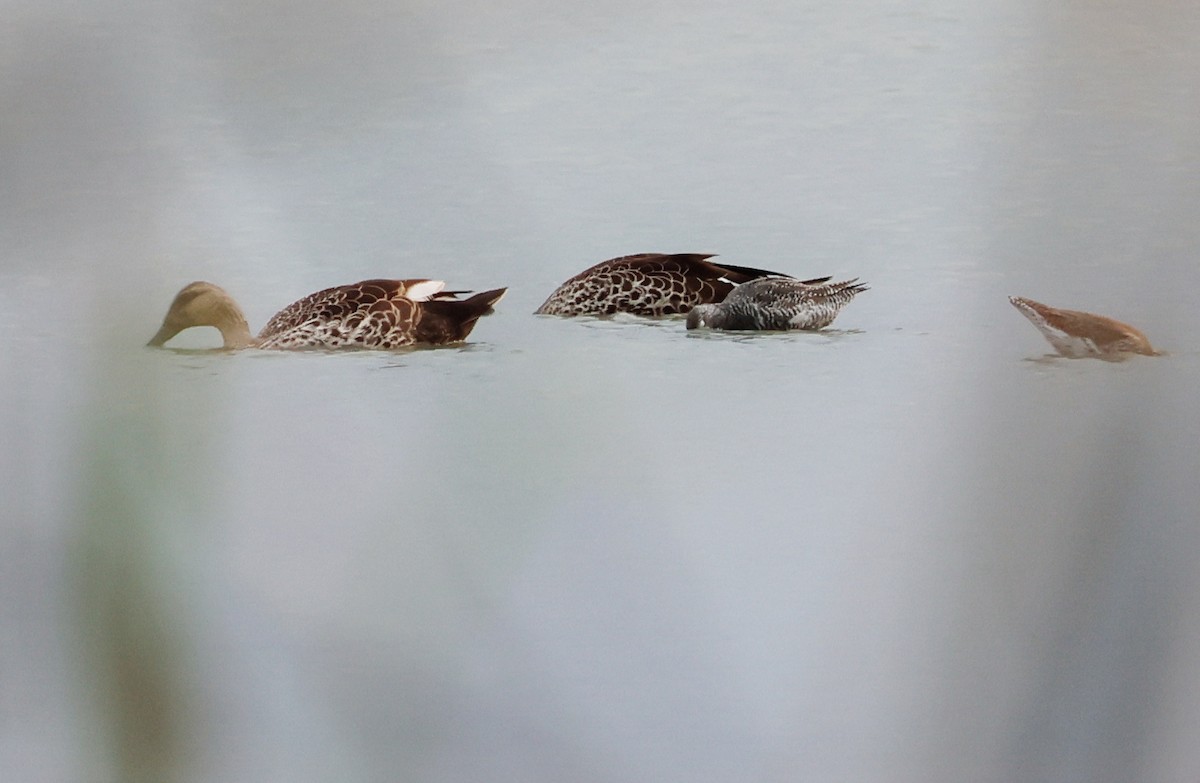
[422,287,507,319]
[829,278,869,294]
[461,287,507,315]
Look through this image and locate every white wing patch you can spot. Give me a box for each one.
[405,280,446,302]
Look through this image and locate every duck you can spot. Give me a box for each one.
[535,253,818,316]
[1008,296,1158,359]
[685,276,867,331]
[147,279,507,350]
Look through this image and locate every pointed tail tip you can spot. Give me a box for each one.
[1009,296,1052,317]
[467,287,508,315]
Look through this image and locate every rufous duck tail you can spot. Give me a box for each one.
[1009,296,1157,359]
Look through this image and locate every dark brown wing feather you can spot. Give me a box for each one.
[706,262,798,283]
[415,287,508,343]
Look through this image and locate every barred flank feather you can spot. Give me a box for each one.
[686,276,867,331]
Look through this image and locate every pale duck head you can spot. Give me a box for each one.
[148,281,255,349]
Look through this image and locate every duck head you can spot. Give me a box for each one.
[148,281,255,349]
[686,304,725,330]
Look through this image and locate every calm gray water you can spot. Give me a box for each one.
[4,1,1200,781]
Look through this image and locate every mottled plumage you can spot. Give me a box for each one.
[148,279,506,350]
[535,253,814,316]
[686,277,867,331]
[1008,296,1157,359]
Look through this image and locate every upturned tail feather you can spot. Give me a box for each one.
[422,287,507,319]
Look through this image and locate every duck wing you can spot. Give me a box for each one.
[257,279,442,340]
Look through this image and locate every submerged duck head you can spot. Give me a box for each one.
[685,304,725,330]
[148,281,255,348]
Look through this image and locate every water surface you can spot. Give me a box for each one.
[3,1,1200,781]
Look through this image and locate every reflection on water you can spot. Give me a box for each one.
[3,0,1200,781]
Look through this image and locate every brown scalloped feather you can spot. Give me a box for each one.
[535,253,803,316]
